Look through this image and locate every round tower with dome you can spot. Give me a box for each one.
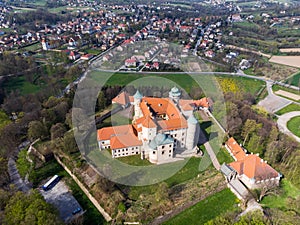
[169,86,181,103]
[186,114,200,150]
[133,90,143,119]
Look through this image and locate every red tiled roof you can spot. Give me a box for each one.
[97,125,142,149]
[226,137,246,161]
[110,132,142,149]
[112,91,131,106]
[141,116,157,128]
[97,125,130,141]
[229,154,279,181]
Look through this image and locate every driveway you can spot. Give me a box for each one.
[258,81,292,113]
[277,111,300,143]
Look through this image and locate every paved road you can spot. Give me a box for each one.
[258,81,292,113]
[277,111,300,143]
[7,158,31,192]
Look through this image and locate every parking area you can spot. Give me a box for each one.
[40,179,83,222]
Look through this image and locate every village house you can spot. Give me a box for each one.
[224,137,281,189]
[125,57,138,68]
[97,88,211,164]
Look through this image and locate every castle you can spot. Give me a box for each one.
[97,87,210,164]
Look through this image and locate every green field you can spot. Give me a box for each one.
[163,188,238,225]
[123,157,213,201]
[22,42,41,51]
[117,154,152,166]
[261,179,300,209]
[285,71,300,87]
[90,71,265,97]
[272,84,300,102]
[3,76,41,95]
[275,103,300,115]
[165,157,208,187]
[287,116,300,137]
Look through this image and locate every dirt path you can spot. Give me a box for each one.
[204,142,220,170]
[225,45,271,58]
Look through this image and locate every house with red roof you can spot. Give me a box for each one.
[225,137,281,189]
[125,57,137,68]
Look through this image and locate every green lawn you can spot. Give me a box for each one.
[163,188,238,225]
[22,42,41,51]
[275,103,300,115]
[90,71,265,98]
[285,71,300,86]
[117,154,152,166]
[273,84,300,96]
[217,148,233,164]
[287,116,300,137]
[127,157,215,200]
[29,159,66,187]
[165,157,205,187]
[3,76,41,95]
[85,48,102,55]
[261,179,300,210]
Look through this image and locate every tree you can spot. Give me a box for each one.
[235,210,270,225]
[97,91,106,111]
[50,123,66,140]
[4,191,62,225]
[241,119,258,146]
[63,131,79,154]
[28,121,48,141]
[0,157,9,187]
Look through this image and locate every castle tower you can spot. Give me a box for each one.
[169,86,181,104]
[134,90,143,119]
[186,114,200,150]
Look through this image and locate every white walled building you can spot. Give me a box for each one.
[97,87,210,164]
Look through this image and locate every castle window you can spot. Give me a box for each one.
[169,150,172,153]
[169,154,171,157]
[136,152,138,154]
[162,145,165,149]
[162,151,165,155]
[153,151,156,154]
[169,144,172,147]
